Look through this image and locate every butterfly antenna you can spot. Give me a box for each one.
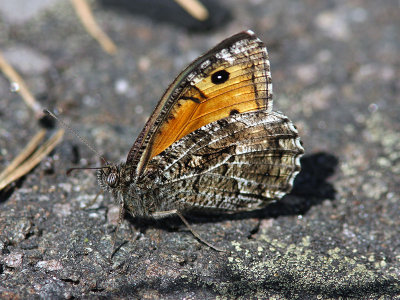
[43,109,108,165]
[66,166,107,176]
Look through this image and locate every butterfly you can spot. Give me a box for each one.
[98,30,304,233]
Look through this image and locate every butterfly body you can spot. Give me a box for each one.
[97,30,304,219]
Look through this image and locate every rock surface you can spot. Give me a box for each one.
[0,0,399,298]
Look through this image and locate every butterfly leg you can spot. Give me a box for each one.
[110,199,131,259]
[81,190,103,209]
[152,210,225,252]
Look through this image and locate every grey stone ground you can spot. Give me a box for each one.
[0,0,399,298]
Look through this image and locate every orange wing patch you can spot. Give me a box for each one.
[149,61,269,159]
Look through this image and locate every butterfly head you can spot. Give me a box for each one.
[97,163,125,194]
[97,163,149,216]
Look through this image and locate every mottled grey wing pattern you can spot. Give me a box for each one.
[140,110,304,213]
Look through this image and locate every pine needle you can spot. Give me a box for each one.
[0,129,65,190]
[70,0,117,55]
[0,50,44,119]
[174,0,209,21]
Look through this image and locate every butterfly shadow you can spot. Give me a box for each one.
[258,151,338,218]
[126,152,338,234]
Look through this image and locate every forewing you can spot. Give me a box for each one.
[127,30,273,175]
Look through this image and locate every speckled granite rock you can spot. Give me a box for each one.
[0,0,399,298]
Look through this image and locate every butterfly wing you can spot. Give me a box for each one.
[127,30,273,175]
[139,111,304,213]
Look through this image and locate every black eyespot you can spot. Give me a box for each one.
[230,109,239,115]
[107,172,119,188]
[211,70,230,84]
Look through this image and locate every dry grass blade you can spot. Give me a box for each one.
[71,0,117,55]
[0,129,65,190]
[0,50,44,119]
[0,130,46,181]
[174,0,209,21]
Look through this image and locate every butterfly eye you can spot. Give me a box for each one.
[107,172,119,188]
[211,70,230,84]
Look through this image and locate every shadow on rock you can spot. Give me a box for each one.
[0,179,24,203]
[109,262,400,299]
[98,0,232,32]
